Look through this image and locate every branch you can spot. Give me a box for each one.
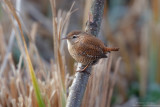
[66,0,105,107]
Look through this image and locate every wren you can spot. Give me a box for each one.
[62,31,119,72]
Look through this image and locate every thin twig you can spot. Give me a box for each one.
[66,0,105,107]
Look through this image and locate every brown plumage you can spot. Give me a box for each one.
[62,31,119,72]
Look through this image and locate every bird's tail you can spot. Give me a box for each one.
[105,47,119,53]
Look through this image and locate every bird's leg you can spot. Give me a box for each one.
[78,64,90,72]
[77,62,92,74]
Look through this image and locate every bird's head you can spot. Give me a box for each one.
[61,30,83,45]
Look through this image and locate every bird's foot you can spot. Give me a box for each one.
[76,70,91,75]
[76,63,91,75]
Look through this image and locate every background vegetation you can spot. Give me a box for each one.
[0,0,160,107]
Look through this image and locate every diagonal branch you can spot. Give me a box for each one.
[66,0,105,107]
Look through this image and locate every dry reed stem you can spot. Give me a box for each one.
[81,54,120,107]
[0,25,6,61]
[3,0,46,106]
[107,57,121,107]
[50,0,78,106]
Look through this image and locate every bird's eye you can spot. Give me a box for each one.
[73,35,77,38]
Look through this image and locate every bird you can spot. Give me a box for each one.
[61,30,119,72]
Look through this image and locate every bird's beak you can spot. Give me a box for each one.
[61,37,68,40]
